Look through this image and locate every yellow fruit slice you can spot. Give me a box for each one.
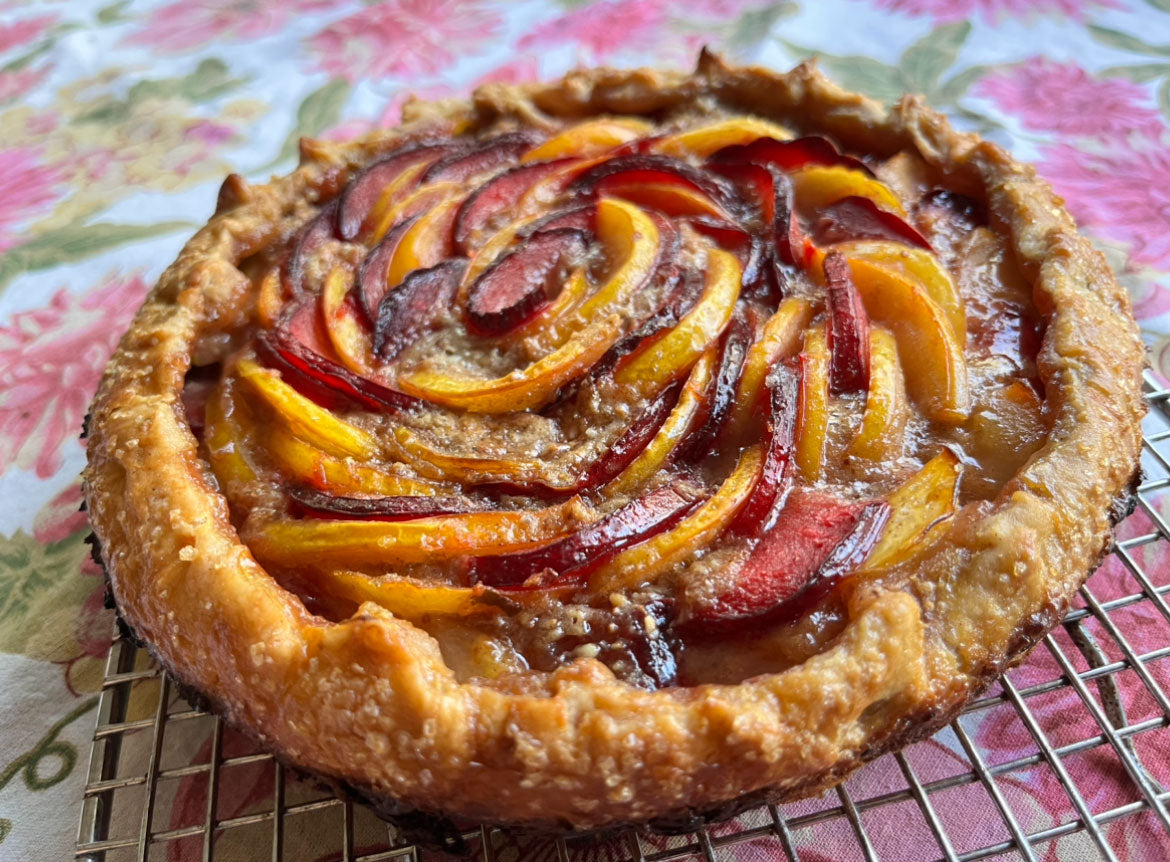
[849,328,909,460]
[792,166,906,216]
[651,117,794,158]
[605,349,717,496]
[235,358,380,460]
[589,445,762,594]
[848,259,970,423]
[385,195,464,289]
[574,197,660,321]
[831,240,965,341]
[862,450,961,571]
[368,178,460,245]
[204,381,257,487]
[320,571,497,620]
[614,247,741,391]
[320,266,373,375]
[511,267,590,340]
[794,324,830,481]
[246,496,596,567]
[391,424,578,490]
[521,118,653,162]
[267,427,444,497]
[397,313,623,413]
[724,296,815,443]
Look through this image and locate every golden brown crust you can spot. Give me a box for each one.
[84,54,1146,832]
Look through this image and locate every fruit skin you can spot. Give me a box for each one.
[320,265,374,375]
[822,251,871,394]
[811,196,930,251]
[338,140,465,240]
[470,482,698,588]
[578,381,682,490]
[589,445,763,595]
[454,159,574,252]
[674,311,755,465]
[259,300,418,413]
[465,228,587,336]
[287,485,485,521]
[727,360,799,538]
[710,134,873,177]
[574,155,735,214]
[421,131,543,184]
[283,200,338,294]
[684,492,890,632]
[375,259,466,360]
[358,215,419,323]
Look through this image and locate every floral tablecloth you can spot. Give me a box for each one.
[2,1,1170,860]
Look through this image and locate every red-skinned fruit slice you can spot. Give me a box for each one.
[282,200,339,294]
[706,162,774,225]
[375,259,467,360]
[726,360,799,537]
[521,203,596,238]
[675,307,757,464]
[470,482,698,588]
[259,301,417,412]
[466,228,588,336]
[288,486,486,521]
[773,169,809,268]
[455,159,579,252]
[813,196,931,250]
[578,382,682,489]
[337,140,465,240]
[574,155,734,211]
[823,251,871,393]
[422,131,543,184]
[357,215,419,323]
[687,494,890,633]
[710,135,873,177]
[688,216,769,296]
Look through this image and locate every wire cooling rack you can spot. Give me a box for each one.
[74,375,1170,862]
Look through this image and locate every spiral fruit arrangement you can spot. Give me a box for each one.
[202,115,1045,688]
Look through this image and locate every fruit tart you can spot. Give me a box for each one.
[84,52,1145,843]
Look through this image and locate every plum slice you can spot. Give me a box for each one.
[454,159,575,251]
[579,381,682,489]
[522,203,596,237]
[422,131,543,184]
[357,215,419,323]
[574,155,734,212]
[471,481,698,588]
[465,228,587,336]
[375,259,467,360]
[688,215,771,297]
[259,300,417,412]
[337,140,466,240]
[710,135,874,177]
[288,485,486,521]
[282,200,339,295]
[813,196,931,250]
[675,306,756,464]
[687,492,890,632]
[727,360,800,537]
[772,169,810,268]
[823,251,871,394]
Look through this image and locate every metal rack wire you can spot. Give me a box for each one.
[75,374,1170,862]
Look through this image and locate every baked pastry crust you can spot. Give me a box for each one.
[84,52,1145,838]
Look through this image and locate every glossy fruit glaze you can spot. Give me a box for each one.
[187,115,1049,690]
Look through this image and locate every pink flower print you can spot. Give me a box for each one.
[33,482,88,545]
[0,274,148,479]
[0,147,64,252]
[872,0,1122,22]
[1039,139,1170,270]
[519,0,668,61]
[977,59,1163,139]
[0,13,55,55]
[127,0,336,53]
[309,0,503,82]
[0,65,49,104]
